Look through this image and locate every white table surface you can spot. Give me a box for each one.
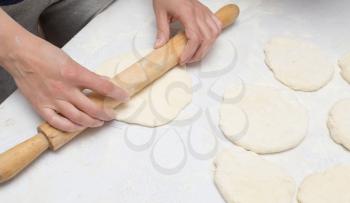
[1,0,350,202]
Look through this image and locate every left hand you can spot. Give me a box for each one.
[152,0,222,65]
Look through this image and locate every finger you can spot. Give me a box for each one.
[208,15,222,37]
[189,16,220,63]
[68,89,116,121]
[56,100,104,128]
[40,108,84,132]
[72,68,129,102]
[154,10,170,48]
[180,32,201,65]
[188,43,211,63]
[187,14,213,63]
[179,16,202,65]
[212,14,223,31]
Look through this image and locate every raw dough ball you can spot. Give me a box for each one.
[327,99,350,150]
[96,52,192,127]
[214,148,296,203]
[219,84,308,154]
[298,165,350,203]
[338,53,350,84]
[264,37,335,91]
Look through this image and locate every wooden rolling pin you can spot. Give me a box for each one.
[0,4,239,183]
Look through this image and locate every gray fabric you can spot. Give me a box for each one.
[0,0,115,103]
[2,0,56,35]
[41,0,116,47]
[0,67,16,103]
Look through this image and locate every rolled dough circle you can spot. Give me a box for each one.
[327,99,350,150]
[338,53,350,84]
[264,37,335,91]
[219,84,308,154]
[298,165,350,203]
[214,148,296,203]
[96,52,192,127]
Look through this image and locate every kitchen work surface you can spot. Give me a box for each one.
[1,0,350,202]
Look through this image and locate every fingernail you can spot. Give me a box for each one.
[188,59,195,64]
[73,125,85,132]
[101,76,129,101]
[155,37,164,48]
[155,40,161,48]
[94,120,104,127]
[102,76,111,80]
[105,109,116,120]
[179,57,187,66]
[109,88,130,102]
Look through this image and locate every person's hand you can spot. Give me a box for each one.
[152,0,222,65]
[2,34,128,132]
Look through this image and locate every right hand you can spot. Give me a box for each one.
[153,0,222,65]
[2,34,129,132]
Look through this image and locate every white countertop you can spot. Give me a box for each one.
[1,0,350,202]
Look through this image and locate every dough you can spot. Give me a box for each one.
[298,165,350,203]
[327,99,350,150]
[96,52,192,127]
[338,53,350,84]
[219,84,308,154]
[264,37,335,91]
[214,148,296,203]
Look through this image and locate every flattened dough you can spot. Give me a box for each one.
[214,148,296,203]
[219,84,308,154]
[298,165,350,203]
[264,37,334,91]
[327,99,350,150]
[338,53,350,84]
[96,52,192,127]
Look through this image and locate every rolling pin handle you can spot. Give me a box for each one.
[0,133,49,183]
[216,4,240,29]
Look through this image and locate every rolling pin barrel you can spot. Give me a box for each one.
[0,4,239,183]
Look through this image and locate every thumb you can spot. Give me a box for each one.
[154,11,170,48]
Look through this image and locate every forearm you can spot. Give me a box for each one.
[0,8,37,72]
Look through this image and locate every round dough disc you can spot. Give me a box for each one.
[338,53,350,84]
[96,52,192,127]
[298,165,350,203]
[327,99,350,150]
[264,37,334,91]
[219,84,308,154]
[214,148,296,203]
